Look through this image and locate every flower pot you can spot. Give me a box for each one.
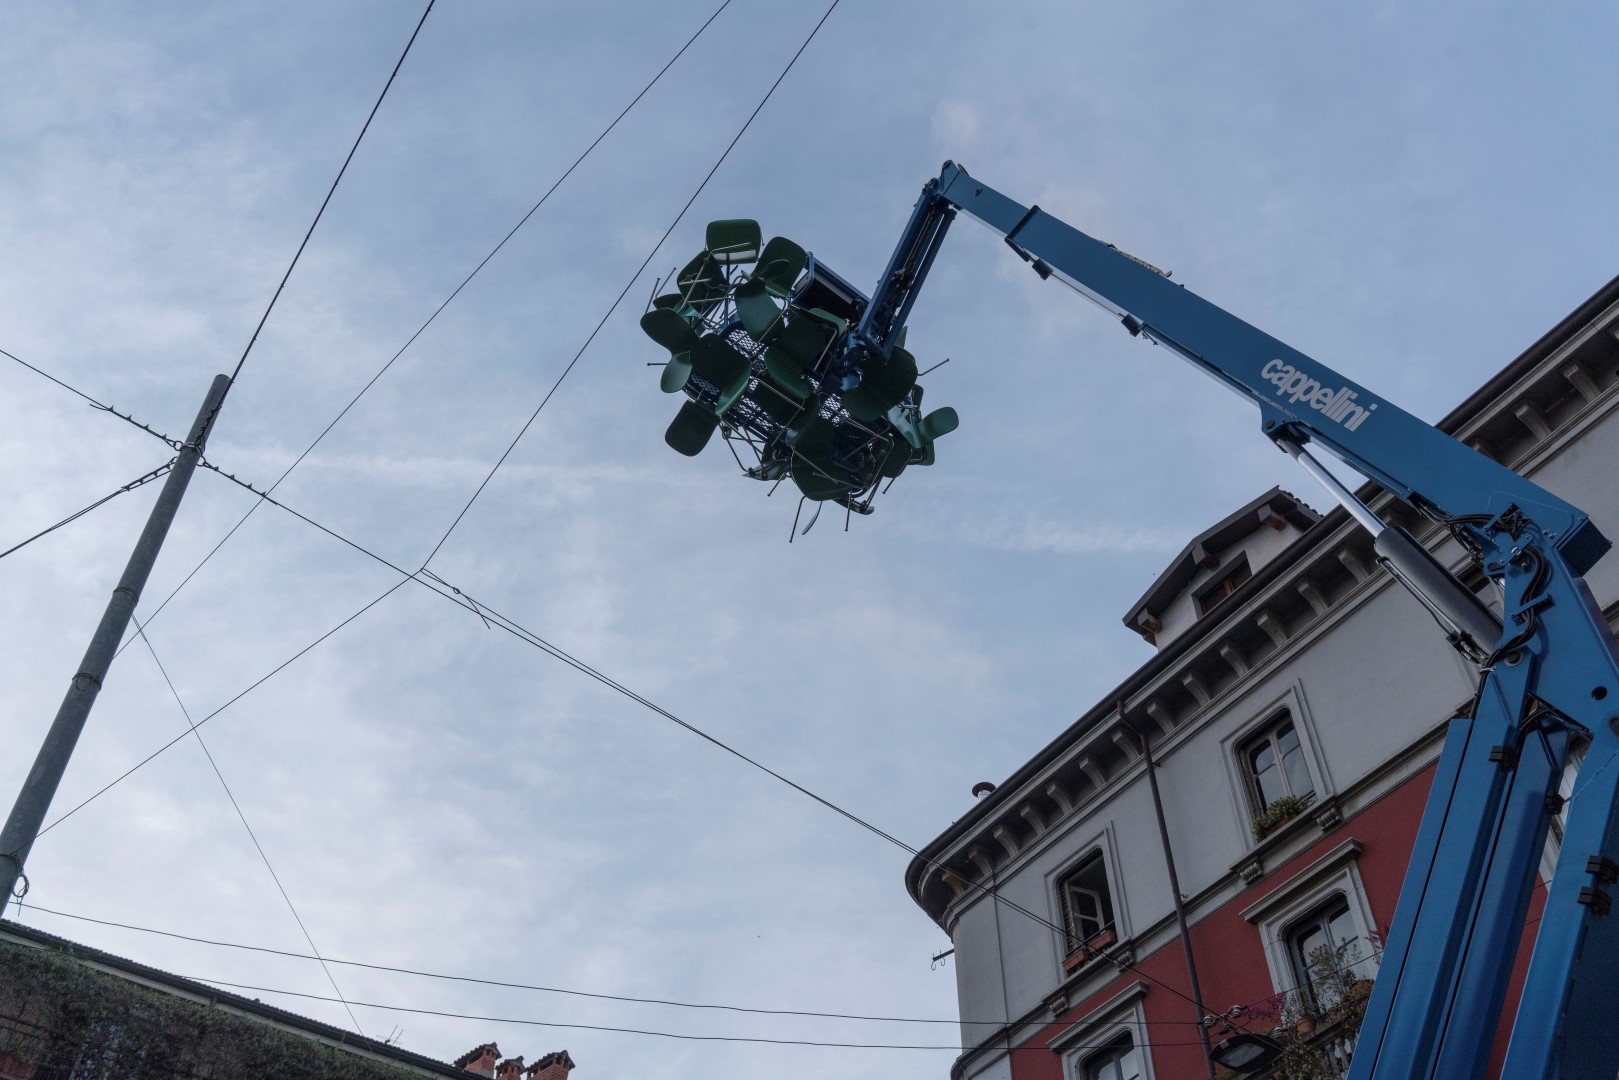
[1061,947,1089,973]
[1085,928,1117,953]
[1295,1015,1317,1038]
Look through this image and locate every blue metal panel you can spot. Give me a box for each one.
[924,164,1607,574]
[1501,569,1619,1079]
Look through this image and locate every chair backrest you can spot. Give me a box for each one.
[706,218,762,265]
[665,400,720,457]
[752,237,808,294]
[691,334,751,391]
[640,308,700,354]
[920,406,959,441]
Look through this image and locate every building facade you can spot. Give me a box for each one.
[905,276,1619,1080]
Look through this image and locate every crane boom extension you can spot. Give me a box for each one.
[864,163,1619,1079]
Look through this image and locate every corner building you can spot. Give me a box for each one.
[904,276,1619,1080]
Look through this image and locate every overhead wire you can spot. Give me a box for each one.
[419,0,844,567]
[16,901,1205,1030]
[144,975,1215,1053]
[222,1,436,394]
[34,578,409,840]
[11,0,1214,1041]
[36,457,1215,1025]
[1,346,114,409]
[100,0,736,656]
[131,618,365,1036]
[0,460,176,562]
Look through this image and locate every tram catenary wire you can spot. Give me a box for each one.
[19,901,1205,1029]
[34,460,1213,1023]
[132,621,364,1035]
[135,974,1217,1052]
[113,0,737,650]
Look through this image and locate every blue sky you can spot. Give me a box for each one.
[2,3,1616,1077]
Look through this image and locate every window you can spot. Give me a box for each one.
[1243,715,1315,812]
[1196,555,1252,616]
[1285,896,1368,1011]
[1541,738,1589,878]
[1059,852,1117,959]
[1081,1034,1143,1080]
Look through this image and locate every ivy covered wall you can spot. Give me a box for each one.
[0,936,428,1080]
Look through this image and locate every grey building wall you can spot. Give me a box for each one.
[907,280,1619,1080]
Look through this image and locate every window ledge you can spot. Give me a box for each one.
[1234,794,1344,884]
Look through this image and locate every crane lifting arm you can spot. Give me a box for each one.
[862,163,1619,1080]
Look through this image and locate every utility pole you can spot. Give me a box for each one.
[0,373,231,908]
[1140,727,1217,1078]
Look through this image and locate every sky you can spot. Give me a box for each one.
[1,2,1616,1077]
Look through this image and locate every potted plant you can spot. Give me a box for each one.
[1251,793,1312,841]
[1059,927,1118,973]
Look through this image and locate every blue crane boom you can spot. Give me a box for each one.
[859,163,1619,1080]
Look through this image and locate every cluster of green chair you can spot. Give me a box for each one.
[641,217,959,512]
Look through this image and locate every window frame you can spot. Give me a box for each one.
[1241,839,1381,997]
[1080,1033,1143,1080]
[1195,553,1253,617]
[1539,735,1590,881]
[1050,981,1156,1080]
[1218,683,1334,849]
[1284,894,1366,1012]
[1058,850,1117,957]
[1045,829,1131,977]
[1241,714,1317,815]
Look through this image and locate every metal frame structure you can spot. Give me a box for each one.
[852,163,1619,1080]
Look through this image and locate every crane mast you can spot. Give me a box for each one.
[859,163,1619,1080]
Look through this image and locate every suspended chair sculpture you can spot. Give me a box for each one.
[641,218,959,533]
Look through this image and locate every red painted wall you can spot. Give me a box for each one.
[1005,761,1552,1080]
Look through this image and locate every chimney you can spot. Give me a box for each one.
[454,1044,501,1079]
[496,1058,526,1080]
[526,1050,576,1080]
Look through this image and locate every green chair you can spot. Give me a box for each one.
[763,346,814,402]
[800,306,847,336]
[752,383,804,425]
[842,345,918,422]
[877,436,911,479]
[771,312,835,371]
[790,455,851,501]
[640,308,701,393]
[675,251,727,311]
[920,406,959,441]
[691,335,753,415]
[734,277,786,342]
[787,409,835,457]
[666,400,720,457]
[751,237,807,296]
[706,219,762,266]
